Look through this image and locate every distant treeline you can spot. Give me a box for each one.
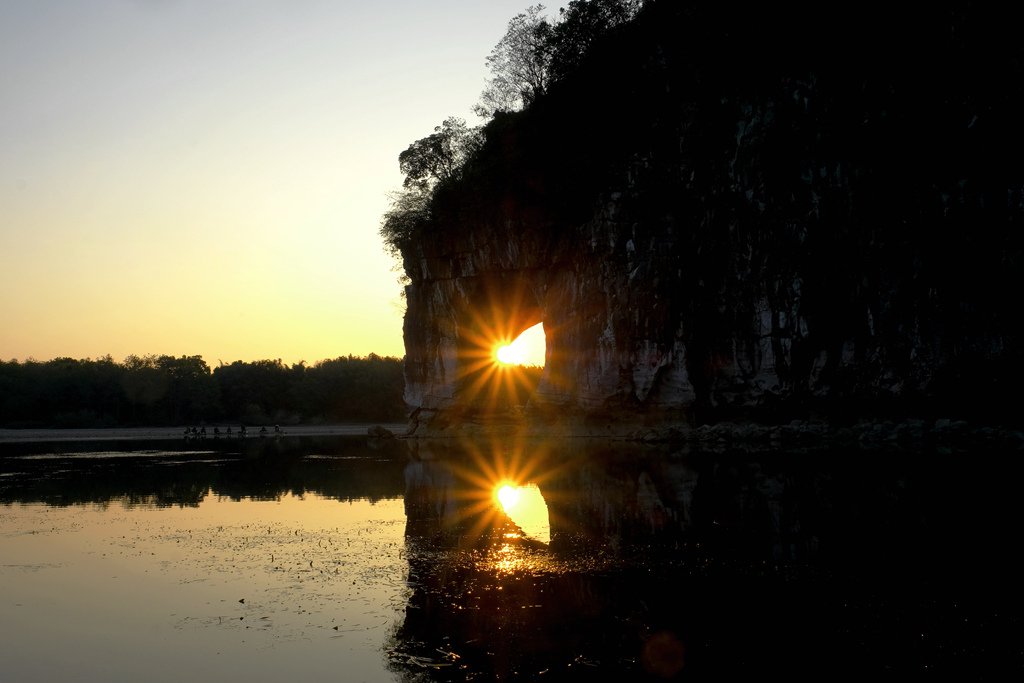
[0,354,406,429]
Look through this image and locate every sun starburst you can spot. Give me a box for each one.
[450,281,547,414]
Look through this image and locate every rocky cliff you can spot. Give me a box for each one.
[401,2,1023,435]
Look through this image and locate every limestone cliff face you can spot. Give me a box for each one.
[402,3,1023,432]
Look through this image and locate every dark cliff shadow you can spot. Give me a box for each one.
[387,437,1021,679]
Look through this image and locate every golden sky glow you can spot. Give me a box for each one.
[0,0,535,365]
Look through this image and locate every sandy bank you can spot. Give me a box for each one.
[0,424,409,444]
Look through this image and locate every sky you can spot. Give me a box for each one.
[0,0,540,367]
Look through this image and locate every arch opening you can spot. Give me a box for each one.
[495,322,546,368]
[454,278,547,417]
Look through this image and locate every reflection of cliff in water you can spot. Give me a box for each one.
[0,435,407,506]
[390,438,1020,678]
[401,438,855,563]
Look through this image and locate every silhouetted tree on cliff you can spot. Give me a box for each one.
[474,4,553,117]
[381,117,483,258]
[382,1,644,262]
[545,0,642,82]
[398,117,481,189]
[474,1,643,118]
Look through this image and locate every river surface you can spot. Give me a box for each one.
[1,433,1019,679]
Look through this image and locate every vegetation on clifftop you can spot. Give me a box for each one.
[380,0,644,264]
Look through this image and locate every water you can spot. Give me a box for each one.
[1,434,1019,679]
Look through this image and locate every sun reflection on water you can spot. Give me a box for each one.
[497,484,520,510]
[494,481,549,545]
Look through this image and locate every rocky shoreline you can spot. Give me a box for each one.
[632,418,1024,452]
[401,412,1024,452]
[7,419,1020,453]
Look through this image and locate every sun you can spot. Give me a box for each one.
[496,344,519,365]
[450,285,545,413]
[494,322,545,367]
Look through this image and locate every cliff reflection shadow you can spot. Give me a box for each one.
[394,438,640,680]
[388,438,1019,680]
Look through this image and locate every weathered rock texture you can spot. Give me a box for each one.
[402,3,1023,434]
